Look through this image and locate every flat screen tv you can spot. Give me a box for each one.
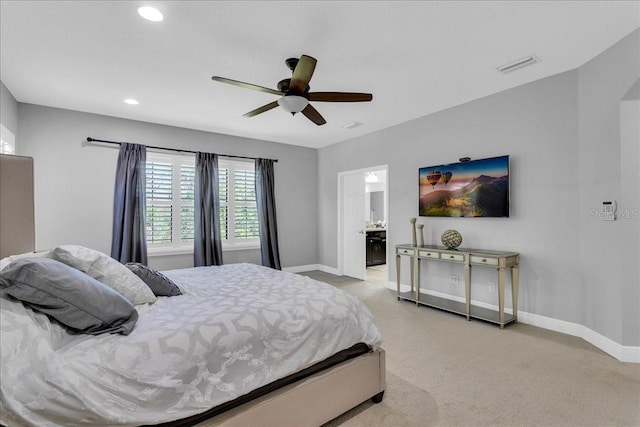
[419,155,509,217]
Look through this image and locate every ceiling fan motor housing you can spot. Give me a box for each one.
[285,58,299,71]
[277,79,291,93]
[278,78,310,96]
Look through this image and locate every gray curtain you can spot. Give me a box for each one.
[111,143,147,264]
[194,152,223,266]
[255,158,281,270]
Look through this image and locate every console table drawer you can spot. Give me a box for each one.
[397,248,415,256]
[442,253,464,262]
[418,250,440,259]
[470,255,499,266]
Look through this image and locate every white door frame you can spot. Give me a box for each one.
[337,164,389,277]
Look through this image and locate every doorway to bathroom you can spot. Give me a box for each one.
[365,168,388,284]
[337,164,388,284]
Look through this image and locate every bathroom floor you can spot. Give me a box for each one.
[366,264,387,286]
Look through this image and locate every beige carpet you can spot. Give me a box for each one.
[300,268,640,427]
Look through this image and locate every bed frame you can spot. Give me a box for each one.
[195,348,385,426]
[0,153,386,426]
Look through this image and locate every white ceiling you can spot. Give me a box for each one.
[1,1,638,149]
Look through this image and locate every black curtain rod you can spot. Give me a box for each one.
[86,137,278,163]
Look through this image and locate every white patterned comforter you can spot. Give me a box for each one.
[0,263,381,426]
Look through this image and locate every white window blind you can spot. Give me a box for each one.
[146,161,173,244]
[219,159,259,246]
[180,165,195,241]
[146,155,195,250]
[146,153,258,252]
[219,167,229,240]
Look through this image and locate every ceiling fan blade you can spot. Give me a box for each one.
[212,76,283,96]
[243,101,279,117]
[308,92,373,102]
[289,55,317,93]
[301,104,326,126]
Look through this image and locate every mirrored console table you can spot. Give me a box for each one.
[396,244,520,328]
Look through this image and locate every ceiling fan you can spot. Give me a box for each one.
[211,55,373,126]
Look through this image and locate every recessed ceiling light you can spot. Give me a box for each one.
[138,6,163,22]
[124,98,139,105]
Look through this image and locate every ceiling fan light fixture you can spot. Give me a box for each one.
[277,95,308,114]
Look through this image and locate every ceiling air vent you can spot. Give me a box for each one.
[343,121,363,129]
[497,55,539,74]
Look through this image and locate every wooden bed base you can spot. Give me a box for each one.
[195,348,386,427]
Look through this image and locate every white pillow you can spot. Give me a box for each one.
[48,245,156,305]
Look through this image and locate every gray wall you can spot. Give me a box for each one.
[1,80,18,136]
[320,69,580,323]
[16,104,318,270]
[318,29,639,346]
[619,95,639,348]
[577,30,640,345]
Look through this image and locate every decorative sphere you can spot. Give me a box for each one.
[441,229,462,249]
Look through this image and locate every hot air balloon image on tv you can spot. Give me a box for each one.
[426,170,442,189]
[418,155,509,217]
[442,171,452,185]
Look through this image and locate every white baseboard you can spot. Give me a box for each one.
[283,264,320,273]
[284,264,340,275]
[318,265,340,275]
[620,346,640,363]
[519,312,640,363]
[282,264,323,273]
[389,281,640,363]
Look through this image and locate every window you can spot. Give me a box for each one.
[0,124,16,154]
[219,158,260,247]
[145,153,258,253]
[145,153,195,251]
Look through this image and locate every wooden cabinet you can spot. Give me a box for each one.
[366,230,386,266]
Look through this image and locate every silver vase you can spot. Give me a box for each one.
[410,218,417,246]
[417,224,424,246]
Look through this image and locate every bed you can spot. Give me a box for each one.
[0,154,385,427]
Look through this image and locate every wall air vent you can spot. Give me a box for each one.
[497,55,540,74]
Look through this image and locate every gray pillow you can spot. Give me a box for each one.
[0,258,138,335]
[126,263,182,297]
